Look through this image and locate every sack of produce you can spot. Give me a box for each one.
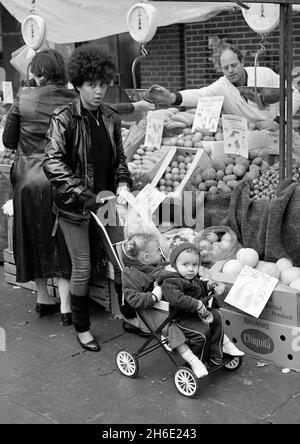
[194,225,241,265]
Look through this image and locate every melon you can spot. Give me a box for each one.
[255,261,280,279]
[280,267,300,286]
[223,259,243,276]
[276,257,293,272]
[236,248,259,268]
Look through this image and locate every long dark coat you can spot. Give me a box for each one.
[2,84,76,282]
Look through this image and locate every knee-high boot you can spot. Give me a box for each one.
[70,294,91,333]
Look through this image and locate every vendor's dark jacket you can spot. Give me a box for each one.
[122,250,165,310]
[157,268,211,314]
[43,95,132,215]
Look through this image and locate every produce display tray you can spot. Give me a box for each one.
[151,147,211,206]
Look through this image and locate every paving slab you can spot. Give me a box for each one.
[0,266,300,424]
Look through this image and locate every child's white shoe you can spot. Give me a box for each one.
[190,357,208,378]
[222,334,245,356]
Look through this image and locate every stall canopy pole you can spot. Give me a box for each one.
[286,2,293,179]
[279,3,286,182]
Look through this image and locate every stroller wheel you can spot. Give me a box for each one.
[224,356,242,371]
[116,350,139,378]
[174,367,200,398]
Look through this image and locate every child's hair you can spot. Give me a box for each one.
[123,233,159,259]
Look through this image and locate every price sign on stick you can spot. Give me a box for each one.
[223,114,248,158]
[144,115,164,149]
[2,81,13,103]
[225,265,278,318]
[192,96,224,133]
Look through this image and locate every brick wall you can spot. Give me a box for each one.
[140,24,185,90]
[140,9,300,91]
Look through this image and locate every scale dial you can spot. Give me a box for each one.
[22,14,46,50]
[127,3,158,44]
[242,2,280,35]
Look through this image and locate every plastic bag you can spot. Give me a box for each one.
[123,202,169,259]
[194,225,241,266]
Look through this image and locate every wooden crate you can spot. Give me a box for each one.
[4,247,112,312]
[151,147,211,206]
[3,248,58,297]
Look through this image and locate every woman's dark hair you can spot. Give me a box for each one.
[67,44,116,88]
[220,44,244,63]
[28,49,67,86]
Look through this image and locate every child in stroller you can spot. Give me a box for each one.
[121,233,209,378]
[156,236,244,367]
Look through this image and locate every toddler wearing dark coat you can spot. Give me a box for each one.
[157,237,244,367]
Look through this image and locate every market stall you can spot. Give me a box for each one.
[1,0,300,371]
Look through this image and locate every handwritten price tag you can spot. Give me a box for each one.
[144,116,164,149]
[192,96,224,133]
[223,114,248,158]
[225,265,278,318]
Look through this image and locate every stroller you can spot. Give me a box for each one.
[91,213,243,398]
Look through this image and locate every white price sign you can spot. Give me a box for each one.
[192,96,224,133]
[225,265,278,318]
[222,114,248,158]
[144,116,164,149]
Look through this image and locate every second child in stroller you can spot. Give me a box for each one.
[157,237,244,368]
[121,233,209,378]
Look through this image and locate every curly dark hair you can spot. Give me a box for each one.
[28,49,67,86]
[67,44,116,88]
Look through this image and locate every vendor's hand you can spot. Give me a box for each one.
[133,100,155,113]
[144,84,175,106]
[256,120,279,132]
[152,284,162,302]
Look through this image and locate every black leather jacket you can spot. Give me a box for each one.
[43,96,131,215]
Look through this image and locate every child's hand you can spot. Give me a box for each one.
[214,283,225,296]
[196,301,213,324]
[209,281,225,296]
[152,284,162,302]
[201,311,214,325]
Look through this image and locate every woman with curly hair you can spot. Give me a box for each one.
[43,44,132,352]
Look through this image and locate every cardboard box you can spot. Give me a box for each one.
[221,308,300,370]
[151,147,211,206]
[210,262,300,327]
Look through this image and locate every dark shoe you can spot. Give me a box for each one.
[122,320,151,337]
[76,335,101,352]
[61,312,73,326]
[210,357,223,366]
[35,303,60,317]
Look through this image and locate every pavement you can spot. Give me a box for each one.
[0,265,299,425]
